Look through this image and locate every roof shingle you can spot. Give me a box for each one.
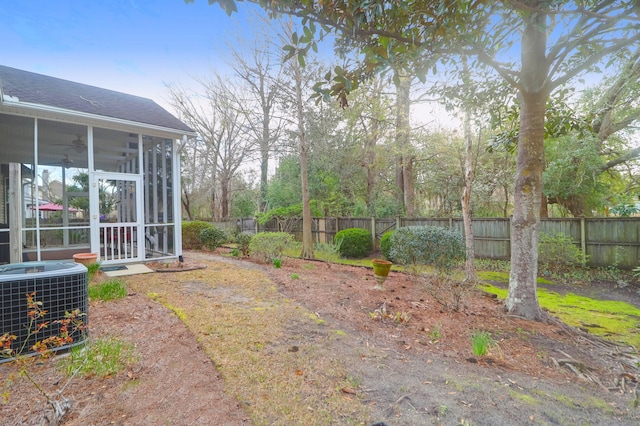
[0,65,193,133]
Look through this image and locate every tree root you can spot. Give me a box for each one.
[544,314,640,392]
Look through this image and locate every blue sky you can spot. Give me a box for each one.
[1,0,263,111]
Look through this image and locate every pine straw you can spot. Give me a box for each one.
[124,258,370,426]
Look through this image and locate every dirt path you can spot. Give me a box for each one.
[2,250,639,425]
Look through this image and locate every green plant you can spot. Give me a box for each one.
[334,228,372,259]
[181,221,214,249]
[538,232,586,273]
[249,232,294,263]
[199,226,228,251]
[290,273,300,280]
[235,232,253,256]
[230,248,240,256]
[430,324,442,342]
[395,311,411,323]
[1,292,86,422]
[389,226,466,274]
[471,330,495,356]
[380,230,395,261]
[313,242,342,264]
[272,257,282,268]
[86,261,101,280]
[59,337,136,378]
[88,279,128,302]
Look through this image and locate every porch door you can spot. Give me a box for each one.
[91,173,143,264]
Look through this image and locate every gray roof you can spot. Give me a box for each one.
[0,64,193,133]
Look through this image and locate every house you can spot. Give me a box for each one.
[0,65,196,265]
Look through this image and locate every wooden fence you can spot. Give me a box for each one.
[213,217,640,269]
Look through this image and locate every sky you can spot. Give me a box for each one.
[1,0,263,113]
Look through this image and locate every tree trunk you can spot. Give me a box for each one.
[461,83,477,282]
[220,176,229,220]
[182,188,193,221]
[394,71,412,215]
[505,12,549,321]
[540,194,548,218]
[403,156,415,217]
[293,57,314,259]
[365,119,378,215]
[210,186,217,221]
[260,104,270,212]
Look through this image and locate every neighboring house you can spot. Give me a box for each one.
[0,65,196,265]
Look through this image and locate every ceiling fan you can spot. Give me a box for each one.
[52,134,88,153]
[57,154,74,169]
[68,135,87,153]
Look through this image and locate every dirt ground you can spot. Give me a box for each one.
[2,249,640,425]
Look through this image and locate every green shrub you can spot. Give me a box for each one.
[538,232,586,272]
[249,232,294,263]
[313,242,342,264]
[334,228,372,258]
[235,232,253,256]
[380,230,395,261]
[182,221,213,249]
[199,226,227,251]
[389,226,465,274]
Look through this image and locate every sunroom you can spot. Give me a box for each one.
[0,65,195,265]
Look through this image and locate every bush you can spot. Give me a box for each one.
[235,232,253,256]
[249,232,294,263]
[389,226,465,274]
[538,232,586,272]
[334,228,372,258]
[380,230,395,261]
[199,226,227,251]
[182,221,213,249]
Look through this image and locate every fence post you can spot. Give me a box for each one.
[580,216,586,267]
[396,216,401,231]
[254,217,259,234]
[319,218,326,243]
[371,217,376,250]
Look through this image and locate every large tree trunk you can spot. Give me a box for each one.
[260,112,269,212]
[394,71,411,215]
[220,176,229,220]
[293,57,314,259]
[403,156,415,217]
[505,12,549,321]
[182,188,193,221]
[461,85,476,282]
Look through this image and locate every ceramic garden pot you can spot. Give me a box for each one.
[73,252,98,267]
[372,259,392,290]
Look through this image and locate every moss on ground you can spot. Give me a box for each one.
[481,284,640,347]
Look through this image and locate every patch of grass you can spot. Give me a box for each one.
[481,284,640,347]
[59,337,136,378]
[88,279,127,301]
[477,270,554,285]
[509,390,538,405]
[86,262,101,280]
[530,389,613,413]
[290,273,300,280]
[125,261,370,425]
[470,330,494,356]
